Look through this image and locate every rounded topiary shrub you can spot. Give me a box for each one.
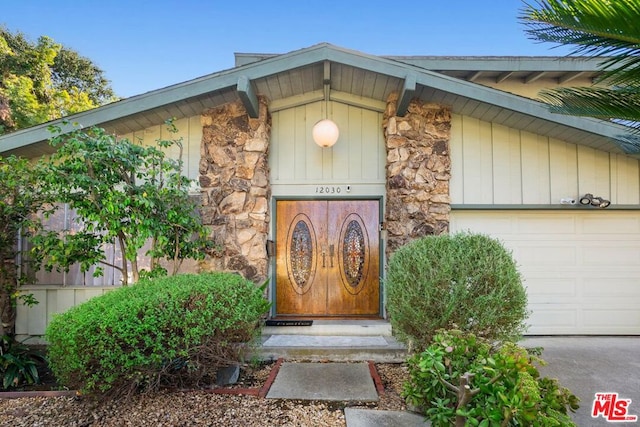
[385,232,528,349]
[45,272,270,397]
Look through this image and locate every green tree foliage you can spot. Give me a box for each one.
[520,0,640,133]
[31,121,210,285]
[0,26,115,134]
[0,155,55,336]
[52,47,115,105]
[46,273,270,398]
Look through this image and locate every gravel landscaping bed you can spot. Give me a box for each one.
[0,363,410,426]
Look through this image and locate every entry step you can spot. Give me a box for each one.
[263,334,388,347]
[262,319,392,337]
[253,334,407,363]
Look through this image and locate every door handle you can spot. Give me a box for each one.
[322,248,326,268]
[329,244,335,268]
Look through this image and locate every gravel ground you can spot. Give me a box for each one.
[0,363,410,427]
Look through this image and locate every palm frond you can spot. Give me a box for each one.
[539,86,640,131]
[520,0,640,85]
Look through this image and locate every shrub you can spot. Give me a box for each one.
[385,232,528,347]
[45,272,270,398]
[403,330,580,427]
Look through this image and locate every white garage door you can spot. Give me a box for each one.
[450,210,640,335]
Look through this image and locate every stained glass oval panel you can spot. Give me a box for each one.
[289,219,313,291]
[342,220,366,288]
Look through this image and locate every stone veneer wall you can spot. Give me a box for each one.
[383,94,452,255]
[199,98,271,282]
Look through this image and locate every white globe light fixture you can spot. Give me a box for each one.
[312,119,339,148]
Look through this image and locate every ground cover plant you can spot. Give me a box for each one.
[45,272,270,398]
[385,232,528,349]
[0,335,46,390]
[403,330,580,427]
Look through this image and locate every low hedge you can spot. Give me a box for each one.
[45,272,270,397]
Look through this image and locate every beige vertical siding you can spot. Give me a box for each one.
[16,286,115,342]
[118,116,202,181]
[270,101,386,196]
[451,114,640,205]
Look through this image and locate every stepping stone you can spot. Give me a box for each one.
[266,362,378,401]
[344,408,431,426]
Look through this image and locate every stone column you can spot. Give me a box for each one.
[199,97,271,282]
[383,93,451,256]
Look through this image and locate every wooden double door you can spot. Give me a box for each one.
[275,200,380,316]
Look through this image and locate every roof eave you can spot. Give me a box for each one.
[0,43,635,157]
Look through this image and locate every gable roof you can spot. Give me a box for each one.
[1,43,637,158]
[236,52,606,85]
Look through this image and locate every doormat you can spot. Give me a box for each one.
[265,320,313,327]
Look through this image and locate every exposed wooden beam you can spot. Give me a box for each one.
[496,71,514,83]
[468,71,484,81]
[524,71,546,84]
[323,60,331,85]
[269,90,325,112]
[396,73,417,116]
[558,71,586,84]
[236,76,259,118]
[330,90,387,112]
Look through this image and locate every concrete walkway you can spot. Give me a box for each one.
[344,408,429,427]
[266,362,378,401]
[264,361,429,426]
[258,324,426,426]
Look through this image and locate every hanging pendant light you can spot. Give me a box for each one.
[312,118,339,148]
[313,78,339,148]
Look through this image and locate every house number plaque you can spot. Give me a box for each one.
[314,186,343,194]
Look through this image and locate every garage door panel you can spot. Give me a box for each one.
[516,215,576,233]
[582,244,640,265]
[451,210,640,335]
[456,215,513,233]
[580,216,640,234]
[528,307,578,331]
[518,246,577,266]
[582,308,640,328]
[584,278,640,298]
[525,278,577,300]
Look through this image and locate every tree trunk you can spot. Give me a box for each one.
[0,258,18,337]
[455,373,476,427]
[0,94,14,131]
[118,234,129,286]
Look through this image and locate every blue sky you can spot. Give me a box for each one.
[3,0,572,98]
